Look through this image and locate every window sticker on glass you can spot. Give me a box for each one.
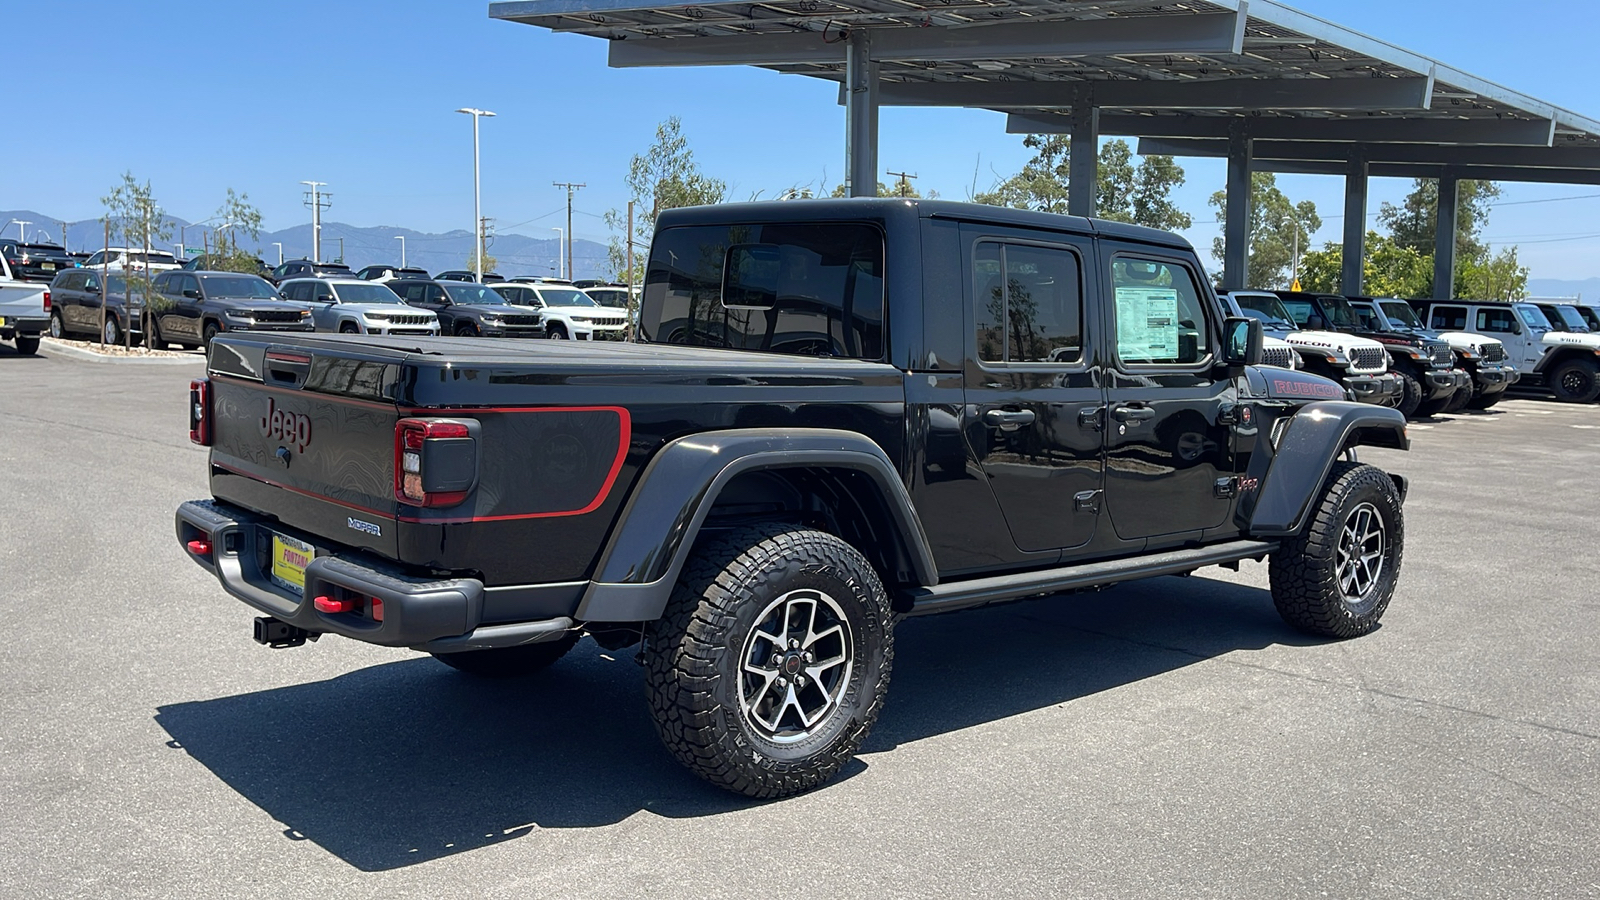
[1115,285,1180,362]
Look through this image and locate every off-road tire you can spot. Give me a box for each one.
[13,335,39,355]
[1445,379,1475,413]
[643,523,893,798]
[430,632,581,677]
[1269,461,1404,639]
[1467,390,1504,410]
[1394,371,1422,418]
[1414,388,1453,418]
[49,310,65,339]
[147,315,169,350]
[1548,357,1600,404]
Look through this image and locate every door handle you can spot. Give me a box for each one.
[1112,404,1156,422]
[983,408,1036,431]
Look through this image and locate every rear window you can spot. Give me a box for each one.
[640,223,885,360]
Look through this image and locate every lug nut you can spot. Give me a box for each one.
[795,675,807,687]
[771,653,783,666]
[775,676,788,688]
[789,639,800,649]
[803,651,814,663]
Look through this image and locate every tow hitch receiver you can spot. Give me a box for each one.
[253,617,315,649]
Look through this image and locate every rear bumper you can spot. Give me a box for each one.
[176,499,573,651]
[1,316,48,335]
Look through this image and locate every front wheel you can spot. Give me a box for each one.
[1394,371,1422,418]
[1269,461,1404,639]
[454,322,479,337]
[201,321,221,348]
[1549,358,1600,404]
[643,524,893,798]
[103,315,121,346]
[545,323,568,340]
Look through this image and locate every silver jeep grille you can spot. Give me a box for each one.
[1482,343,1508,362]
[1261,346,1295,369]
[379,314,432,326]
[1351,347,1388,372]
[1425,340,1453,368]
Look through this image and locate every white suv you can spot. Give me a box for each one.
[280,278,440,336]
[1226,291,1401,406]
[82,248,182,274]
[494,280,628,340]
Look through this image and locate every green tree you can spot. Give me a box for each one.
[100,172,173,345]
[1208,172,1320,290]
[828,179,937,199]
[1457,246,1529,301]
[1299,232,1433,298]
[464,251,498,274]
[210,188,265,274]
[974,136,1190,230]
[1380,178,1501,260]
[605,116,728,285]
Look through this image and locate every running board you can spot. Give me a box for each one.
[901,539,1278,618]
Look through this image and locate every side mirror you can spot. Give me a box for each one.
[1306,314,1327,330]
[316,294,334,303]
[182,288,201,299]
[1221,317,1264,368]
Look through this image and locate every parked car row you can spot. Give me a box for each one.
[40,266,633,349]
[1221,288,1600,414]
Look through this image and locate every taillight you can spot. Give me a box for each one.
[394,418,476,507]
[42,290,51,312]
[189,378,212,445]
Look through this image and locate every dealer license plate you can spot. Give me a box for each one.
[270,533,314,595]
[42,262,56,271]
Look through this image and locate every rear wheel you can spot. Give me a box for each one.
[1269,461,1404,639]
[1394,371,1422,418]
[431,632,580,677]
[13,335,39,355]
[1549,357,1600,403]
[643,523,893,798]
[49,310,65,339]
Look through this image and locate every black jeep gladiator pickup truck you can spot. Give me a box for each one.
[177,199,1409,798]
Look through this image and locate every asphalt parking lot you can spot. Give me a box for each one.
[3,343,1597,899]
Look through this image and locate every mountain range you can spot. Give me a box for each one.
[0,209,612,281]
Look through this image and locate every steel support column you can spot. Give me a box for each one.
[1068,97,1099,218]
[845,29,879,198]
[1341,149,1369,295]
[1222,121,1252,292]
[1433,172,1460,300]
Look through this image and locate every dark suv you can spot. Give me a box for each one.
[1274,291,1462,419]
[147,271,314,349]
[434,269,505,283]
[47,269,146,346]
[1,241,77,282]
[183,254,270,276]
[389,279,545,337]
[268,260,353,285]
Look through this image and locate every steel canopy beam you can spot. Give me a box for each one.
[607,12,1245,67]
[1252,159,1600,186]
[879,76,1434,112]
[1013,113,1556,147]
[1135,137,1600,169]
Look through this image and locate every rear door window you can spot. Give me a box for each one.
[1431,306,1467,330]
[641,222,885,360]
[972,240,1084,365]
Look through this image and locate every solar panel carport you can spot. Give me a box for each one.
[489,0,1600,298]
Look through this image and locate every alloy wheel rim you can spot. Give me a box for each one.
[737,588,854,744]
[50,315,61,338]
[105,320,117,343]
[1336,502,1386,602]
[1563,371,1588,394]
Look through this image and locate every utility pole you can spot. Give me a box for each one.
[60,221,69,253]
[479,217,495,276]
[625,200,634,291]
[300,180,329,263]
[553,181,585,281]
[886,170,918,198]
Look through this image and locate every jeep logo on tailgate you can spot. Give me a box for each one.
[260,398,312,452]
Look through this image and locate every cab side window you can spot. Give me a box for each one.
[973,241,1083,365]
[1111,257,1210,366]
[1477,308,1516,333]
[1431,306,1467,330]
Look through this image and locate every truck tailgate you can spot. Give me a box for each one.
[207,339,403,558]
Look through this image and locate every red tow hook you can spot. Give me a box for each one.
[186,538,213,557]
[314,595,357,614]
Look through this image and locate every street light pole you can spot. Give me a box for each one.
[7,220,31,241]
[273,242,283,265]
[551,227,564,279]
[395,235,406,268]
[455,107,496,282]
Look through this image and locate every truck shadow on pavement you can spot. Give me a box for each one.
[155,574,1316,871]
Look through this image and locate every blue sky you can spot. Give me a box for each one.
[5,0,1600,280]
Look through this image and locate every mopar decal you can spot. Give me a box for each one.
[260,397,312,452]
[347,517,383,537]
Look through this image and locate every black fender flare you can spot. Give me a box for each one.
[576,428,938,623]
[1246,401,1409,537]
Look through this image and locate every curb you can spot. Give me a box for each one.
[40,340,206,366]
